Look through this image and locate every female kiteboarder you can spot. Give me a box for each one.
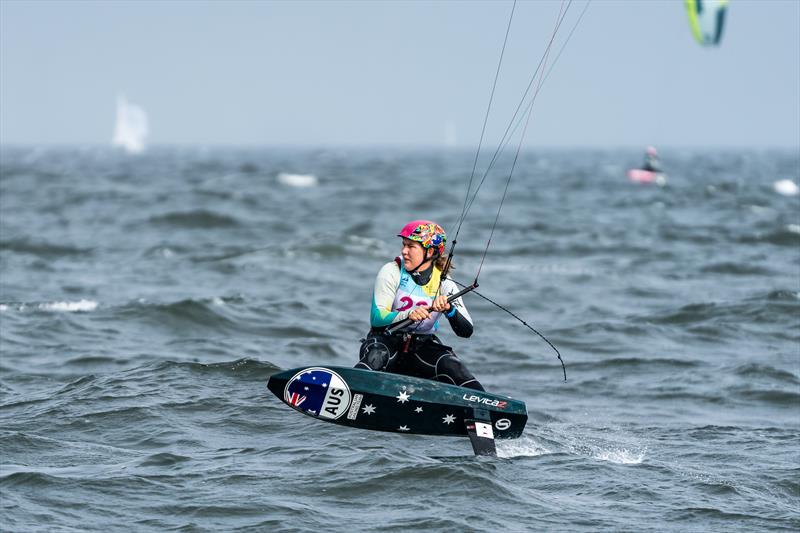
[355,220,484,391]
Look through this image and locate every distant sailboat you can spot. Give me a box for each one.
[112,95,148,154]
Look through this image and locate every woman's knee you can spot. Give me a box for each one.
[435,353,483,390]
[357,337,392,371]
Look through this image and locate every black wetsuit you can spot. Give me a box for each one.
[642,155,662,173]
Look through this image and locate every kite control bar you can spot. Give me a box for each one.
[385,281,478,335]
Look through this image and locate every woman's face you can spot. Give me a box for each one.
[401,238,430,270]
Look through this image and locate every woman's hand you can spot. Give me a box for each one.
[429,295,451,313]
[409,296,451,322]
[409,307,430,322]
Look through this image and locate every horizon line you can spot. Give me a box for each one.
[1,142,799,152]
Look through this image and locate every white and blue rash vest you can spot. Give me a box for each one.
[370,257,472,335]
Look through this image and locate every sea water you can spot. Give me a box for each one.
[1,146,798,531]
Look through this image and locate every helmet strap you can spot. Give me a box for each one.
[407,248,439,275]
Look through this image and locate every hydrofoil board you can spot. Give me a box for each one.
[267,366,528,455]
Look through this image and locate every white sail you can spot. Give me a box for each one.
[112,95,148,154]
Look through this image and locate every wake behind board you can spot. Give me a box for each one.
[267,366,528,456]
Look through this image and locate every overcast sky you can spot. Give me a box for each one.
[1,0,798,148]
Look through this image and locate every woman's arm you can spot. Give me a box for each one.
[441,279,473,338]
[370,261,413,327]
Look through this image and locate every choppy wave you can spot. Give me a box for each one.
[112,296,247,334]
[738,227,800,246]
[726,386,800,406]
[644,294,800,326]
[147,210,241,228]
[0,238,92,258]
[700,262,775,275]
[733,362,799,384]
[567,357,701,372]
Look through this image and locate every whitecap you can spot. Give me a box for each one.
[0,304,8,312]
[345,235,390,256]
[277,172,318,187]
[773,179,799,196]
[38,299,98,312]
[347,235,384,247]
[786,224,800,235]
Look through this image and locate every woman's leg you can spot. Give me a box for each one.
[356,331,409,373]
[413,338,485,391]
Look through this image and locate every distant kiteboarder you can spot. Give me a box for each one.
[641,146,662,173]
[627,146,667,186]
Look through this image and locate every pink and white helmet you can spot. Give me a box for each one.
[397,220,447,257]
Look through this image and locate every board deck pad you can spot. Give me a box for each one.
[267,366,527,440]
